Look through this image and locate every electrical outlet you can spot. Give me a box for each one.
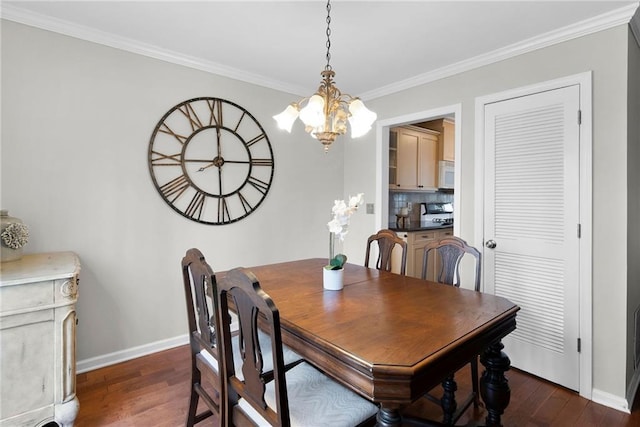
[407,202,412,211]
[366,203,374,214]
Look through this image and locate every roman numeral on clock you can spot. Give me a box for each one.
[150,151,181,166]
[178,103,204,132]
[158,123,188,144]
[208,99,223,127]
[185,191,206,220]
[218,197,230,223]
[246,133,265,148]
[247,176,269,195]
[238,192,253,214]
[250,158,273,167]
[160,175,190,202]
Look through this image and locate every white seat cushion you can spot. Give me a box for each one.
[237,362,378,427]
[228,311,240,332]
[199,331,302,381]
[198,345,221,372]
[208,311,239,338]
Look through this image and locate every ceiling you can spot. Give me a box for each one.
[2,1,639,99]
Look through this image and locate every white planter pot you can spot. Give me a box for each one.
[323,268,344,291]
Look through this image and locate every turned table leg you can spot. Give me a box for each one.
[376,406,403,427]
[480,340,511,426]
[441,374,458,425]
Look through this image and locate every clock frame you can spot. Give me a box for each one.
[148,97,274,225]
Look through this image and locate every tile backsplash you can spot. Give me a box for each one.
[389,191,454,225]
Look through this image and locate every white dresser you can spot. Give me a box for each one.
[0,252,80,427]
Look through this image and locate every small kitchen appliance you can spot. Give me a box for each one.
[420,202,453,226]
[438,161,455,189]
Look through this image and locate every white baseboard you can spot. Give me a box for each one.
[76,334,189,374]
[592,388,631,414]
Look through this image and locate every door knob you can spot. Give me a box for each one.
[486,240,497,249]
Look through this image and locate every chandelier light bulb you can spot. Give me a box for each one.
[348,99,377,138]
[299,95,325,128]
[273,104,300,132]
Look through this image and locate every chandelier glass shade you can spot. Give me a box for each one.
[273,0,376,152]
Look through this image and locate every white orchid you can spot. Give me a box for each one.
[348,193,365,209]
[327,193,364,241]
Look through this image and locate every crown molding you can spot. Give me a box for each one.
[1,2,638,100]
[631,5,640,48]
[0,4,309,97]
[361,2,640,100]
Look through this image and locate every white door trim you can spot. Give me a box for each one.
[474,71,593,399]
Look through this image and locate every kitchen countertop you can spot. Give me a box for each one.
[389,224,453,233]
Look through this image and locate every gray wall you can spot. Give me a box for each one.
[1,20,349,362]
[342,26,631,401]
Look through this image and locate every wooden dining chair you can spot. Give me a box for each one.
[419,236,482,425]
[216,267,379,427]
[364,229,407,275]
[422,236,481,291]
[181,249,302,427]
[182,248,226,426]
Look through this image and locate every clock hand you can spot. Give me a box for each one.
[197,162,215,172]
[197,156,225,172]
[216,128,222,158]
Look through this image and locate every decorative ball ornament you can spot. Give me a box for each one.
[148,97,274,225]
[1,210,29,262]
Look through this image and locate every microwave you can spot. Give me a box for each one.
[438,160,455,189]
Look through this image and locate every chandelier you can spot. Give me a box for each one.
[273,0,377,152]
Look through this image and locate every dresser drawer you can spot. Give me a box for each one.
[438,229,454,238]
[0,280,54,313]
[407,230,437,245]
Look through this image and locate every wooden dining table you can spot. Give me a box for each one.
[230,258,519,427]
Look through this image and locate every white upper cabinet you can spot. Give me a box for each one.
[390,126,439,191]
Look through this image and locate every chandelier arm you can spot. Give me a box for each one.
[294,96,311,109]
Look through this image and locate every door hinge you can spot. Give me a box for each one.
[577,223,582,238]
[577,338,582,353]
[578,109,582,125]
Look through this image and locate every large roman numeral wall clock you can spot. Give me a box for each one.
[148,97,274,225]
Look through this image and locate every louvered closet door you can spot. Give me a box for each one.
[483,85,580,390]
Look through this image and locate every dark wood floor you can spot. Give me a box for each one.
[76,345,640,426]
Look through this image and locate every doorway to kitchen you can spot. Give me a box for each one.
[374,104,462,236]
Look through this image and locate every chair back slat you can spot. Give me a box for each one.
[182,248,217,351]
[365,229,407,275]
[217,268,291,427]
[422,236,481,291]
[181,248,222,426]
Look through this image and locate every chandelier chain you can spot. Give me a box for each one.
[272,0,376,152]
[325,0,332,71]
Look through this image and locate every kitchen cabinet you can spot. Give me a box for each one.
[390,126,439,191]
[404,228,454,279]
[439,119,455,162]
[419,118,455,162]
[0,252,80,427]
[389,129,398,186]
